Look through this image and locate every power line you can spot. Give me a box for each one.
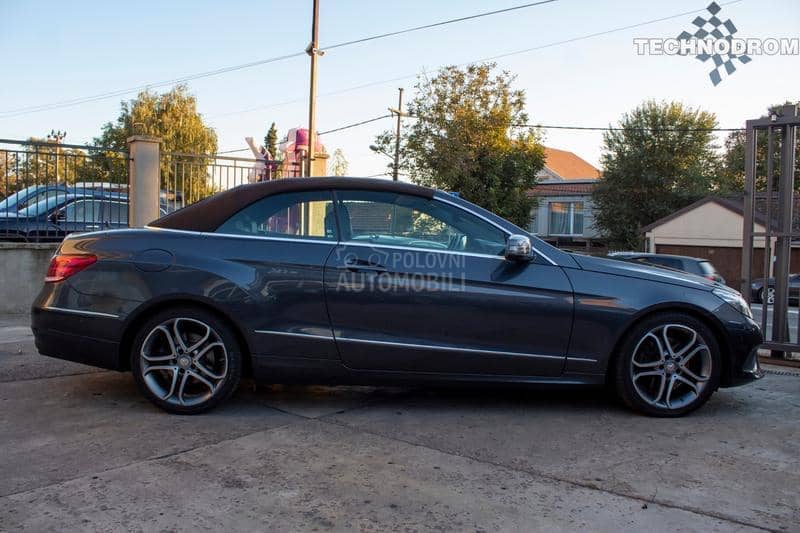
[319,114,393,135]
[0,51,307,118]
[209,0,745,120]
[324,0,558,51]
[523,124,745,132]
[215,114,394,154]
[216,115,743,152]
[0,0,559,119]
[312,113,745,136]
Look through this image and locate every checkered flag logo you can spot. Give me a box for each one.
[677,1,751,86]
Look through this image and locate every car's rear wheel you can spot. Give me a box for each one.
[131,307,242,414]
[614,313,720,417]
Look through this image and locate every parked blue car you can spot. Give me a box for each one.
[0,192,130,242]
[0,185,72,215]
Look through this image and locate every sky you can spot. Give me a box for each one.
[1,0,799,179]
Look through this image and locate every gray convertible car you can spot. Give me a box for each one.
[31,178,763,416]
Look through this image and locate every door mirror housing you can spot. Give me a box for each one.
[505,234,533,262]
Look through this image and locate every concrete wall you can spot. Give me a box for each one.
[0,243,57,314]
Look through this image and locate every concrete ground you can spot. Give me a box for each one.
[0,314,798,532]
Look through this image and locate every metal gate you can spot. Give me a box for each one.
[741,104,799,359]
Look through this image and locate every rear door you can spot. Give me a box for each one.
[323,190,573,377]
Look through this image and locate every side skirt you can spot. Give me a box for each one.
[250,354,605,387]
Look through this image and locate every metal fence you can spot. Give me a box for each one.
[160,152,300,211]
[0,138,304,243]
[0,138,129,243]
[741,104,800,360]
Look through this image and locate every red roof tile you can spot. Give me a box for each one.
[544,147,602,180]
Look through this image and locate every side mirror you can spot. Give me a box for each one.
[505,234,533,262]
[49,210,65,224]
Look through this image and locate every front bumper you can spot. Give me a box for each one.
[720,313,764,387]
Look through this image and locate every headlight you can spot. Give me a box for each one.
[713,288,753,319]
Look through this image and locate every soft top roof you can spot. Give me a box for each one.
[149,177,434,232]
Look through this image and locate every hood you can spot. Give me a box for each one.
[572,254,720,291]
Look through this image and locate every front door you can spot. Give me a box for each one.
[324,190,573,377]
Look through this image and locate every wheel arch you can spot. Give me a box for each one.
[118,295,253,376]
[603,302,731,387]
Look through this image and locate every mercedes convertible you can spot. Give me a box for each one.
[31,178,763,416]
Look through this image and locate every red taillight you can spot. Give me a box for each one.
[45,254,97,283]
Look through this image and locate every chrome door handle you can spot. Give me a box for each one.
[344,259,388,274]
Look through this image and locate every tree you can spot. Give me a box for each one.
[330,148,349,176]
[372,63,544,227]
[720,102,800,191]
[89,84,218,201]
[264,122,279,159]
[19,137,86,188]
[592,100,721,250]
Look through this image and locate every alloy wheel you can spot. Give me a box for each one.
[765,287,775,305]
[139,317,229,407]
[629,324,712,411]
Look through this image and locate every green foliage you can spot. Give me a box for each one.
[720,102,800,191]
[330,148,349,176]
[265,122,279,159]
[592,100,722,250]
[373,63,544,227]
[89,84,218,199]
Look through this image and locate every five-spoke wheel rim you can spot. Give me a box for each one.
[140,318,228,407]
[630,324,712,410]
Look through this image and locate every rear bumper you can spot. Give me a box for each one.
[31,306,123,371]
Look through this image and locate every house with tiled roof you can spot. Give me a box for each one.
[642,194,800,288]
[529,147,604,251]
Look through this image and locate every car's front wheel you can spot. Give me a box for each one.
[131,307,242,414]
[614,313,720,417]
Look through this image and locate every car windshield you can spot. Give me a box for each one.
[16,194,69,217]
[0,186,37,211]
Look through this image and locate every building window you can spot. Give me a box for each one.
[549,202,584,235]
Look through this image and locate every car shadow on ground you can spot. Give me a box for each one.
[42,370,761,420]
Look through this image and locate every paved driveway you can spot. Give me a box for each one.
[0,314,798,532]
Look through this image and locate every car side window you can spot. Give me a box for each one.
[215,190,337,240]
[63,200,102,223]
[104,201,129,225]
[335,190,507,255]
[641,257,679,270]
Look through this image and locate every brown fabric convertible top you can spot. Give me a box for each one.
[149,177,435,232]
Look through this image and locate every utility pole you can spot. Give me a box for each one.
[388,88,405,181]
[306,0,321,177]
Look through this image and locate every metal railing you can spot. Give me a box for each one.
[0,139,129,243]
[160,152,300,211]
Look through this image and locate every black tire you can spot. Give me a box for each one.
[614,313,721,417]
[131,306,242,414]
[756,288,764,304]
